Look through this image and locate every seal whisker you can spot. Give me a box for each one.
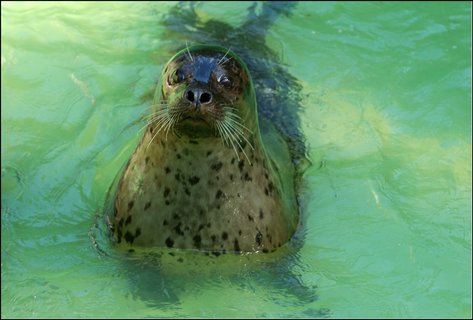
[216,120,241,162]
[141,102,181,146]
[222,106,240,114]
[221,106,253,134]
[185,40,194,62]
[223,113,241,121]
[137,106,169,127]
[214,121,228,145]
[143,113,167,122]
[169,105,190,114]
[143,108,170,119]
[222,116,255,150]
[145,116,169,137]
[164,119,173,141]
[164,111,181,140]
[139,114,166,132]
[215,121,235,152]
[145,100,184,120]
[224,116,254,135]
[217,47,232,66]
[223,112,242,121]
[219,107,255,154]
[161,113,176,141]
[146,125,162,149]
[225,123,253,165]
[229,126,255,152]
[140,104,171,125]
[220,120,252,165]
[224,119,251,141]
[146,112,175,149]
[142,112,168,126]
[140,107,171,131]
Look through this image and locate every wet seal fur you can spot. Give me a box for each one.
[111,45,298,253]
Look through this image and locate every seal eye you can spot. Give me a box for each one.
[168,69,186,86]
[218,75,231,87]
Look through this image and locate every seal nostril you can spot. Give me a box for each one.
[200,92,212,104]
[186,90,195,102]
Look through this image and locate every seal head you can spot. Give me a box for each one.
[157,45,257,150]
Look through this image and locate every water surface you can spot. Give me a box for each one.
[1,2,471,318]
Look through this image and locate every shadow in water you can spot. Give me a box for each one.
[116,244,329,317]
[91,213,326,315]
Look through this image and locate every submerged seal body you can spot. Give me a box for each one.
[111,45,298,253]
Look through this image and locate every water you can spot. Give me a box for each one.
[1,2,471,318]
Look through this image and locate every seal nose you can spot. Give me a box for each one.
[185,88,212,107]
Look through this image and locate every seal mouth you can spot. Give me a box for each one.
[176,113,215,138]
[176,100,223,126]
[181,114,207,122]
[180,113,213,126]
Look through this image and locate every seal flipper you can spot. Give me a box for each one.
[243,1,299,37]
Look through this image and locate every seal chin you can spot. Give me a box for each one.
[176,115,215,139]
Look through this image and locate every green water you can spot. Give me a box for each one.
[1,1,471,318]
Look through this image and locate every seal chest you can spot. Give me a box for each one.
[112,45,297,253]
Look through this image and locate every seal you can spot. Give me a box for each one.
[111,44,298,253]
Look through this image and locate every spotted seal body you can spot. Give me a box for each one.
[112,45,298,253]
